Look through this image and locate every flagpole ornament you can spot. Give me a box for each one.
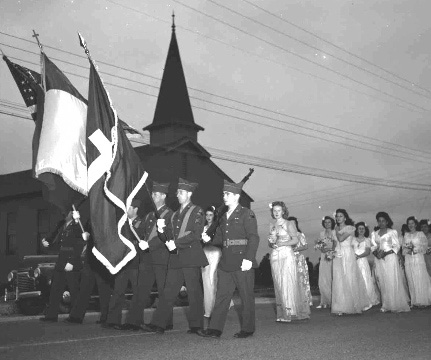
[32,30,44,52]
[78,32,91,59]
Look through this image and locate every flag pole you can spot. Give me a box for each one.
[72,204,86,233]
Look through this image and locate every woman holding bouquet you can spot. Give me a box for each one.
[352,222,380,306]
[402,216,431,307]
[315,216,336,309]
[268,202,310,322]
[419,219,431,277]
[331,209,370,315]
[371,212,410,312]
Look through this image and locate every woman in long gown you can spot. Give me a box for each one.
[201,206,222,326]
[331,209,370,315]
[268,201,310,322]
[419,219,431,277]
[371,212,410,313]
[316,216,336,309]
[402,216,431,307]
[352,222,380,306]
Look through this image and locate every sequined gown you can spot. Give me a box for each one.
[331,225,370,314]
[270,220,310,321]
[294,233,313,307]
[371,229,410,312]
[402,231,431,306]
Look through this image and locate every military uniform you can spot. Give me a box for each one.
[125,204,174,327]
[208,204,259,334]
[106,216,148,326]
[44,219,86,320]
[150,202,208,330]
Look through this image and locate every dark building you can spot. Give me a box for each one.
[0,19,253,282]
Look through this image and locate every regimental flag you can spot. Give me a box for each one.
[82,36,148,274]
[3,55,41,120]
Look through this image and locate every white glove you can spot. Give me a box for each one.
[41,238,49,248]
[202,233,211,243]
[157,219,166,233]
[82,232,90,241]
[166,240,177,251]
[139,241,149,251]
[72,210,80,222]
[64,263,74,272]
[241,259,252,272]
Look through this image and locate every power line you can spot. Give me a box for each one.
[240,0,431,96]
[171,0,429,112]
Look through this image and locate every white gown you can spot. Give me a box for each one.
[371,229,410,312]
[402,231,431,306]
[318,230,335,307]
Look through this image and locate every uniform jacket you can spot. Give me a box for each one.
[212,204,260,272]
[143,204,173,265]
[47,219,86,272]
[166,202,208,269]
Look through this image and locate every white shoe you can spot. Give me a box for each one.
[363,305,372,311]
[316,305,323,309]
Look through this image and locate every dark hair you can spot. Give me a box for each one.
[204,205,218,226]
[401,224,409,237]
[375,212,393,228]
[355,222,370,238]
[287,216,302,233]
[405,216,419,232]
[335,209,354,226]
[419,219,430,228]
[270,201,289,220]
[321,216,335,230]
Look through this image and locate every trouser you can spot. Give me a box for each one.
[126,263,173,327]
[69,262,112,322]
[151,267,203,329]
[106,268,138,325]
[209,268,255,333]
[45,270,80,319]
[202,246,222,317]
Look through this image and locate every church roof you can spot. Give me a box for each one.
[143,15,204,133]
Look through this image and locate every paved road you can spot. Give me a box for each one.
[0,300,430,360]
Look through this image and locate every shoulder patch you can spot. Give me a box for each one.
[249,210,256,219]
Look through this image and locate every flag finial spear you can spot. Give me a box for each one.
[172,11,176,32]
[0,47,5,57]
[32,30,44,52]
[78,32,91,59]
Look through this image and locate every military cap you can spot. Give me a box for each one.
[178,177,198,192]
[152,181,170,194]
[131,198,142,208]
[223,180,243,195]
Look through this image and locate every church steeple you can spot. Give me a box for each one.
[144,15,204,146]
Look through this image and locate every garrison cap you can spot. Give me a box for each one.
[223,180,243,195]
[152,181,170,194]
[131,198,142,208]
[178,177,198,192]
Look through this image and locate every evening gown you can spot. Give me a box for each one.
[270,220,310,321]
[425,233,431,277]
[352,237,380,306]
[371,229,410,312]
[294,233,313,307]
[402,231,431,306]
[318,230,335,307]
[331,226,370,314]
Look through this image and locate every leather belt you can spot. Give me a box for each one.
[223,239,248,247]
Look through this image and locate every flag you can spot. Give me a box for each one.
[33,52,88,213]
[3,55,41,120]
[84,47,148,274]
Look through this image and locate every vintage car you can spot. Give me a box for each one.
[5,254,188,316]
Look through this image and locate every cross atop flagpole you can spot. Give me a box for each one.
[32,30,44,52]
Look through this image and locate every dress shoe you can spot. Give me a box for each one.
[187,327,201,334]
[233,331,254,339]
[39,317,57,322]
[101,322,116,329]
[64,316,83,324]
[197,329,221,339]
[141,324,164,334]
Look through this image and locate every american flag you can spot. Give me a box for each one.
[3,55,41,121]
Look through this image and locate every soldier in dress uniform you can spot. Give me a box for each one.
[40,210,89,322]
[102,198,148,329]
[142,178,208,334]
[118,182,174,331]
[198,180,260,339]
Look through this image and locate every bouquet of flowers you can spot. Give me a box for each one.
[426,247,431,255]
[324,250,336,261]
[404,242,415,254]
[268,226,277,244]
[314,238,326,251]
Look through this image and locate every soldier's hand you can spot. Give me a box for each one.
[72,210,80,222]
[41,238,49,248]
[82,232,90,241]
[139,241,149,251]
[202,233,211,243]
[240,259,252,272]
[64,263,74,272]
[165,240,176,251]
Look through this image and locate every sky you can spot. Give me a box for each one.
[1,0,431,264]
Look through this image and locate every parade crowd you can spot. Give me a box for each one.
[38,181,431,340]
